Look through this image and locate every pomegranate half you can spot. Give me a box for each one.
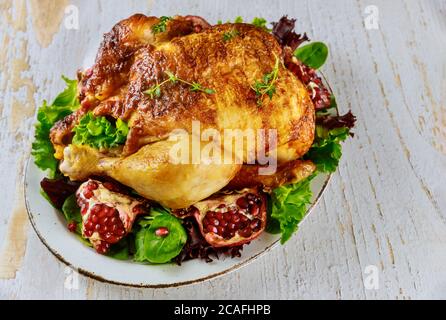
[192,188,267,248]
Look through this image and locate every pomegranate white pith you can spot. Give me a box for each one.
[76,180,146,253]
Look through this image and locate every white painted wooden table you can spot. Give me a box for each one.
[0,0,445,300]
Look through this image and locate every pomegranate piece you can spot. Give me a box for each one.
[67,222,77,233]
[155,227,170,237]
[192,189,267,248]
[76,179,147,254]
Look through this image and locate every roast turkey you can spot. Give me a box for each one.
[52,14,316,208]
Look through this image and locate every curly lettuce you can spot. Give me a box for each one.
[72,112,129,149]
[269,120,355,243]
[31,76,79,178]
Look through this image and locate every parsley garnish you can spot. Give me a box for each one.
[251,56,280,106]
[223,29,240,41]
[144,71,215,98]
[152,16,172,34]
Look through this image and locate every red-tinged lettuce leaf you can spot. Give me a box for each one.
[317,111,357,135]
[174,217,244,265]
[272,16,309,51]
[40,177,80,209]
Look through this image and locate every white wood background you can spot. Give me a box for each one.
[0,0,445,300]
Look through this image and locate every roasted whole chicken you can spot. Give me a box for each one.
[51,14,316,209]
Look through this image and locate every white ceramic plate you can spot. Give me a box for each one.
[24,157,330,288]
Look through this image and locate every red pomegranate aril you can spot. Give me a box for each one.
[155,227,169,237]
[236,197,249,209]
[217,204,226,209]
[220,220,228,228]
[83,189,94,199]
[67,222,77,232]
[223,212,233,222]
[132,204,146,215]
[84,229,93,237]
[246,193,255,200]
[85,220,94,230]
[202,216,211,227]
[90,214,98,223]
[250,205,260,217]
[224,230,235,239]
[209,217,219,226]
[228,223,236,231]
[217,226,225,235]
[81,205,89,216]
[250,219,262,231]
[206,225,218,234]
[90,204,100,215]
[231,214,240,223]
[215,212,224,221]
[238,227,253,238]
[240,214,248,223]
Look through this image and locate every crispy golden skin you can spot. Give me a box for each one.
[54,14,316,208]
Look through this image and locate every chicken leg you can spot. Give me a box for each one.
[60,140,241,209]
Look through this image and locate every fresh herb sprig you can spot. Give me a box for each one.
[251,56,280,106]
[144,71,215,98]
[152,16,172,34]
[223,29,240,41]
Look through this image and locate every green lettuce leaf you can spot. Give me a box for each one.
[61,194,82,234]
[269,124,352,243]
[305,126,350,173]
[134,208,187,264]
[72,112,129,149]
[294,42,329,69]
[31,76,79,178]
[270,175,314,244]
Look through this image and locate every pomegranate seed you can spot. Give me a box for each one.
[155,227,169,237]
[216,226,225,235]
[83,189,94,199]
[217,204,226,209]
[206,225,218,234]
[210,217,220,226]
[239,227,253,238]
[236,197,249,209]
[132,204,146,214]
[67,222,77,232]
[228,223,236,231]
[90,204,100,215]
[215,212,224,221]
[223,212,233,221]
[250,205,260,216]
[250,219,261,231]
[81,204,89,216]
[231,214,240,223]
[84,229,93,237]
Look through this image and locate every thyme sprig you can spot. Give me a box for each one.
[251,55,280,106]
[223,29,240,41]
[144,71,215,98]
[152,16,172,34]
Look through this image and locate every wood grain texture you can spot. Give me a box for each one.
[0,0,445,300]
